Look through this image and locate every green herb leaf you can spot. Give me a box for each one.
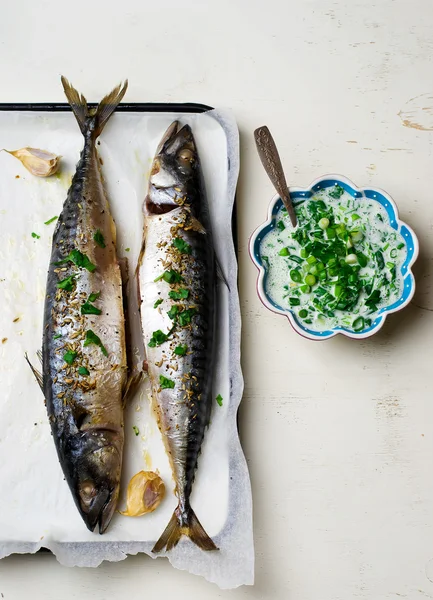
[132,425,140,436]
[125,247,130,252]
[94,230,106,249]
[78,366,90,376]
[31,232,40,239]
[148,329,169,347]
[53,333,62,340]
[55,249,96,272]
[81,302,102,315]
[84,330,108,356]
[178,308,196,327]
[44,216,58,225]
[174,344,188,356]
[167,305,180,320]
[169,288,189,301]
[329,184,344,199]
[153,298,163,309]
[216,394,223,407]
[172,237,192,254]
[277,220,285,231]
[155,269,183,284]
[56,274,77,291]
[159,375,175,389]
[63,351,77,365]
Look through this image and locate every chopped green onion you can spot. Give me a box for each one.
[53,333,62,340]
[390,248,398,258]
[305,274,316,286]
[289,297,300,306]
[31,232,40,239]
[351,214,361,221]
[132,425,140,436]
[299,309,308,318]
[216,394,223,407]
[306,255,317,265]
[328,184,344,199]
[396,242,405,250]
[154,298,163,309]
[345,254,358,265]
[353,316,365,331]
[300,284,311,293]
[44,216,58,225]
[318,217,329,230]
[290,269,302,283]
[277,220,285,231]
[279,247,290,256]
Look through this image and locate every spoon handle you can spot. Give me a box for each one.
[254,126,297,227]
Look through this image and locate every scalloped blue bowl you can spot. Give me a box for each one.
[249,174,419,340]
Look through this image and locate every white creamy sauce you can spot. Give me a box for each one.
[260,187,406,332]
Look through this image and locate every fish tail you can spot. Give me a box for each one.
[152,505,218,553]
[61,76,128,138]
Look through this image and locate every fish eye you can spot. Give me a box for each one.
[178,149,195,164]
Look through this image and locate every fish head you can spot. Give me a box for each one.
[146,121,200,214]
[68,428,123,534]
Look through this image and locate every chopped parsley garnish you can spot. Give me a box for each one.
[169,288,189,301]
[81,302,102,315]
[44,216,58,225]
[78,366,90,376]
[159,375,175,389]
[53,333,62,340]
[88,292,100,303]
[56,274,76,291]
[174,344,188,356]
[125,247,130,252]
[277,220,285,231]
[154,298,163,309]
[148,329,169,347]
[56,249,96,272]
[167,305,180,320]
[172,237,192,254]
[31,232,40,239]
[178,308,196,327]
[132,425,140,436]
[63,351,77,365]
[84,330,108,356]
[216,394,223,407]
[154,269,183,284]
[94,230,106,248]
[328,184,344,199]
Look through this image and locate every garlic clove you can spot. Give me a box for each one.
[120,470,165,517]
[4,147,61,177]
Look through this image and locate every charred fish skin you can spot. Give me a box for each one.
[41,77,128,534]
[139,122,217,552]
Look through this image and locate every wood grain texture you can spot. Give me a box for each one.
[1,0,433,597]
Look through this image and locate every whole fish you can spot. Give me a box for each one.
[138,122,218,552]
[28,77,128,533]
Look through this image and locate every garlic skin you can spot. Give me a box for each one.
[120,470,165,517]
[5,147,60,177]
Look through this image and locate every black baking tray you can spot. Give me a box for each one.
[0,101,239,554]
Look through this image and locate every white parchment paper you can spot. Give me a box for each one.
[0,107,253,588]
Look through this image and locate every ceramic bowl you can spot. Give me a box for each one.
[249,174,419,340]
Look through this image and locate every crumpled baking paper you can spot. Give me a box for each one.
[0,107,253,589]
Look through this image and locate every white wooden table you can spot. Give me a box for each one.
[1,0,433,598]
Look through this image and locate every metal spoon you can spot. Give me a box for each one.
[254,125,297,227]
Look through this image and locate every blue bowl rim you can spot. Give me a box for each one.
[249,173,419,340]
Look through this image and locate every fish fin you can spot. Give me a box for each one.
[152,505,218,553]
[184,215,206,234]
[24,353,44,393]
[122,370,143,407]
[215,256,230,291]
[61,76,128,138]
[36,349,43,364]
[94,80,128,137]
[61,76,88,135]
[134,236,146,280]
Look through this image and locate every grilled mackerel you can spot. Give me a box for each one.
[34,78,128,533]
[138,122,217,552]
